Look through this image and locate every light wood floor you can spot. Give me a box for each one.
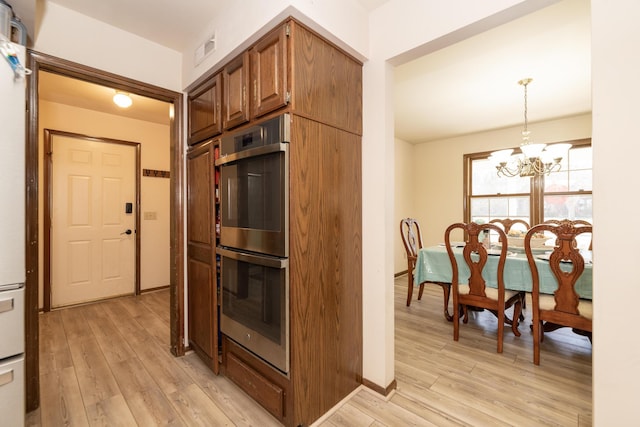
[26,276,592,426]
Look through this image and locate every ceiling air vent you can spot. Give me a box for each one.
[195,32,216,65]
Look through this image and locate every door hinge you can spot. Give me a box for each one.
[285,91,291,104]
[285,23,291,37]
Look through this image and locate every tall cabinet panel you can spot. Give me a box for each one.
[186,140,219,373]
[288,116,362,423]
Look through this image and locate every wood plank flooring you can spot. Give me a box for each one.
[26,276,592,426]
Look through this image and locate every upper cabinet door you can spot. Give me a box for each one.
[223,51,250,130]
[251,24,289,119]
[188,74,222,145]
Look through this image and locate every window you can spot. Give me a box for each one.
[465,139,592,244]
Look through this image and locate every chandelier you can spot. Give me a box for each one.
[489,78,571,177]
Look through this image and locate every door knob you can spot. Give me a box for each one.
[121,229,132,235]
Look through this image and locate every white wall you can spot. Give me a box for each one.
[591,0,640,422]
[38,100,171,307]
[394,137,415,274]
[34,2,182,90]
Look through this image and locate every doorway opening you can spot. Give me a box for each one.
[25,51,185,412]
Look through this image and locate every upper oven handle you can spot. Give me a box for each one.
[215,143,288,167]
[217,247,289,269]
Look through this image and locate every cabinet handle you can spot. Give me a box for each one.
[243,86,246,106]
[0,369,14,387]
[253,80,257,103]
[0,298,14,314]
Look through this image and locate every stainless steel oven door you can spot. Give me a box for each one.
[217,143,289,257]
[218,247,289,373]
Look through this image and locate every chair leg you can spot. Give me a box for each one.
[511,300,522,337]
[417,283,425,301]
[533,319,541,365]
[441,283,452,321]
[406,272,414,307]
[453,303,460,342]
[497,309,504,353]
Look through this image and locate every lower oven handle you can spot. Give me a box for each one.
[217,247,288,269]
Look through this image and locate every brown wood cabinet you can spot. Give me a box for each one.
[193,23,291,134]
[186,139,219,374]
[186,17,362,426]
[222,51,250,130]
[251,23,289,119]
[187,74,222,145]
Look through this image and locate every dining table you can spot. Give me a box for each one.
[414,244,593,321]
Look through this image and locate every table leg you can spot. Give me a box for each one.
[441,283,452,321]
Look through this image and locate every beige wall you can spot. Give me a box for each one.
[38,100,171,307]
[393,113,591,275]
[394,137,415,274]
[592,1,640,422]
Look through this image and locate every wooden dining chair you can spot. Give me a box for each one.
[400,218,424,307]
[490,218,532,309]
[489,218,530,235]
[544,219,593,250]
[524,219,593,365]
[400,218,451,319]
[444,222,524,353]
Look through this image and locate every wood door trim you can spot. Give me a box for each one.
[25,50,185,413]
[43,129,142,310]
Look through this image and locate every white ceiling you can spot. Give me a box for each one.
[33,0,590,142]
[394,0,591,143]
[46,0,225,52]
[43,0,386,52]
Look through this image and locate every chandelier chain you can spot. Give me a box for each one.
[523,81,528,133]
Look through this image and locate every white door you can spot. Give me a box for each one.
[51,135,136,308]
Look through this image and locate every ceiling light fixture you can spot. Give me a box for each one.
[489,78,571,177]
[113,91,133,108]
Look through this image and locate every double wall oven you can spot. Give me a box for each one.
[216,114,290,373]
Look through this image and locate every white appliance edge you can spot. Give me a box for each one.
[0,41,26,427]
[0,42,25,286]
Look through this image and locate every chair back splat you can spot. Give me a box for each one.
[489,218,530,235]
[525,219,593,365]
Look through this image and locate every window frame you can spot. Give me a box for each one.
[463,138,592,226]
